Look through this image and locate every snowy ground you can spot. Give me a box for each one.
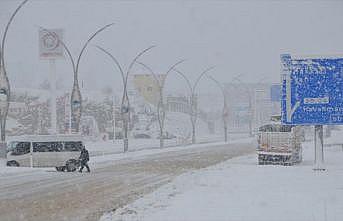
[0,139,255,221]
[0,134,250,175]
[101,136,343,221]
[86,133,243,156]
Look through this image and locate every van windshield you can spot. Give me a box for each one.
[8,142,30,155]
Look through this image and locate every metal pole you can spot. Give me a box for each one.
[191,94,196,144]
[248,94,253,137]
[112,96,116,143]
[69,95,72,134]
[96,46,155,153]
[224,126,228,142]
[49,59,57,134]
[123,110,129,152]
[314,125,325,171]
[135,60,185,149]
[0,0,30,158]
[207,75,229,143]
[172,67,214,145]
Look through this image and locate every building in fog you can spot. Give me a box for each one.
[132,74,166,106]
[224,82,280,133]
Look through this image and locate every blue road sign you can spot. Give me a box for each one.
[281,54,343,125]
[270,84,281,102]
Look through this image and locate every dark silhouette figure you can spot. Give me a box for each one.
[79,145,90,173]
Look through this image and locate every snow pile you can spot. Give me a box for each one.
[100,142,343,221]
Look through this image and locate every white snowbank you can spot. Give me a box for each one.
[100,141,343,221]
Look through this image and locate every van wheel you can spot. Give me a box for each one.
[7,161,19,167]
[66,160,78,172]
[55,166,65,172]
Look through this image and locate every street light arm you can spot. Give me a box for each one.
[193,66,215,92]
[75,23,114,74]
[171,68,192,94]
[164,59,186,87]
[125,45,155,87]
[95,45,125,86]
[1,0,30,67]
[207,75,225,98]
[232,75,252,101]
[39,27,76,74]
[135,61,161,87]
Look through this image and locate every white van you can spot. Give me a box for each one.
[6,135,84,172]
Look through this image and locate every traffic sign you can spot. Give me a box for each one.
[281,54,343,125]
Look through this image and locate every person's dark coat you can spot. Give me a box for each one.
[79,148,89,163]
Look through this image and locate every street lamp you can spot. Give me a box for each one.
[0,0,30,156]
[207,75,229,142]
[135,60,186,148]
[95,45,155,152]
[231,75,269,137]
[172,66,214,144]
[231,75,254,137]
[40,23,114,133]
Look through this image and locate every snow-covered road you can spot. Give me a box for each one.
[0,140,255,221]
[103,140,343,221]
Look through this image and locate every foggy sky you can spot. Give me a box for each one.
[1,0,343,95]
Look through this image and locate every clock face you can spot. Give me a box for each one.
[42,32,59,51]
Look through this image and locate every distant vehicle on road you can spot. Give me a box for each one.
[257,122,303,166]
[6,135,84,172]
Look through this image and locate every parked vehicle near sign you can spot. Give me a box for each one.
[257,122,303,166]
[6,135,84,172]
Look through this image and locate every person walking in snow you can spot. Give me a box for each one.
[79,145,90,173]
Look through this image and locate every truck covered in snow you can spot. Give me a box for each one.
[257,123,303,166]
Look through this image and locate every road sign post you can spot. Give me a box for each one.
[314,125,325,171]
[39,29,64,134]
[281,54,343,170]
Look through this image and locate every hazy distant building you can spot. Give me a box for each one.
[224,82,280,132]
[133,74,166,106]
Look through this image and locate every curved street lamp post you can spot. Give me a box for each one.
[40,23,114,134]
[96,45,155,152]
[207,75,229,142]
[231,75,256,137]
[231,75,268,137]
[172,66,214,144]
[135,60,185,148]
[0,0,30,157]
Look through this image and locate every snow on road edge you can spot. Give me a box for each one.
[100,141,343,221]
